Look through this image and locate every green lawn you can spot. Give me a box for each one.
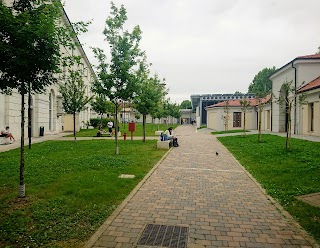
[65,123,179,137]
[218,134,320,243]
[211,129,250,135]
[0,140,167,247]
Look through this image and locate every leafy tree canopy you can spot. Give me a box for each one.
[180,100,192,109]
[248,67,277,95]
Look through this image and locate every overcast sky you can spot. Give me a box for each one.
[64,0,320,103]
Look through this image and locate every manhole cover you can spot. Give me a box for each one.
[137,224,189,248]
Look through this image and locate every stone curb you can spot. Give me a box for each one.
[215,135,319,248]
[84,147,173,248]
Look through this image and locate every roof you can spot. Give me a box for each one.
[206,94,271,109]
[269,54,320,79]
[298,76,320,93]
[297,54,320,59]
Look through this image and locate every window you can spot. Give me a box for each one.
[233,112,241,127]
[309,103,314,132]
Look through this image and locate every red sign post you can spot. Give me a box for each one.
[128,122,136,140]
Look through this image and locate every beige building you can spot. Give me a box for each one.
[206,53,320,136]
[270,54,320,136]
[0,2,95,139]
[206,96,271,132]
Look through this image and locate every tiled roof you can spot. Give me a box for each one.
[298,76,320,93]
[296,54,320,59]
[206,94,271,108]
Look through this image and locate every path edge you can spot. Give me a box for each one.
[84,147,173,248]
[215,136,319,248]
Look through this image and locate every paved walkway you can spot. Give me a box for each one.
[85,125,317,248]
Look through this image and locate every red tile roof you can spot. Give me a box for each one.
[296,54,320,59]
[298,76,320,93]
[207,95,271,108]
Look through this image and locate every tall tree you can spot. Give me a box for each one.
[248,67,277,94]
[274,80,307,150]
[0,0,87,197]
[59,70,91,142]
[180,100,192,109]
[92,2,143,154]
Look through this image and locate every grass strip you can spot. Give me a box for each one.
[65,123,179,137]
[0,139,166,247]
[212,129,250,135]
[218,134,320,243]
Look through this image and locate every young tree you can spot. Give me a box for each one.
[274,80,307,150]
[0,0,88,197]
[240,98,252,137]
[168,102,181,124]
[248,67,277,94]
[221,101,230,131]
[91,95,110,125]
[92,2,143,154]
[59,70,92,142]
[255,94,268,143]
[134,66,166,142]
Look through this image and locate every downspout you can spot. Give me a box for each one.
[291,61,297,134]
[269,81,273,132]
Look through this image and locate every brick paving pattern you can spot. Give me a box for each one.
[86,125,315,248]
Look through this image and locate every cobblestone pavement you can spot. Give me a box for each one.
[85,125,316,248]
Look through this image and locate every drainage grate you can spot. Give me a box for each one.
[137,224,189,248]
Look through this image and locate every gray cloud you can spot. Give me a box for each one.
[65,0,320,103]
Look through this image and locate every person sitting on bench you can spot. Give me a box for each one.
[1,126,15,142]
[164,127,179,147]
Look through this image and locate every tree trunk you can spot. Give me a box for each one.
[73,112,76,143]
[243,112,246,137]
[286,104,292,150]
[143,114,146,143]
[28,83,32,149]
[115,104,119,155]
[19,91,26,198]
[258,109,262,142]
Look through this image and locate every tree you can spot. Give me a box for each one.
[221,101,230,131]
[91,95,110,125]
[92,2,143,154]
[180,100,192,109]
[248,67,277,94]
[255,94,268,143]
[0,0,87,197]
[133,59,166,142]
[274,80,307,150]
[168,102,181,123]
[59,70,91,142]
[240,98,252,137]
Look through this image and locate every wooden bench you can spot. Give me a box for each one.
[157,140,172,149]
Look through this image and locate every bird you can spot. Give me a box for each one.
[216,152,219,156]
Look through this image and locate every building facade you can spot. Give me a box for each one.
[191,93,255,126]
[270,54,320,136]
[0,2,95,139]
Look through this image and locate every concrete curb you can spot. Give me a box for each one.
[215,135,319,248]
[84,147,173,248]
